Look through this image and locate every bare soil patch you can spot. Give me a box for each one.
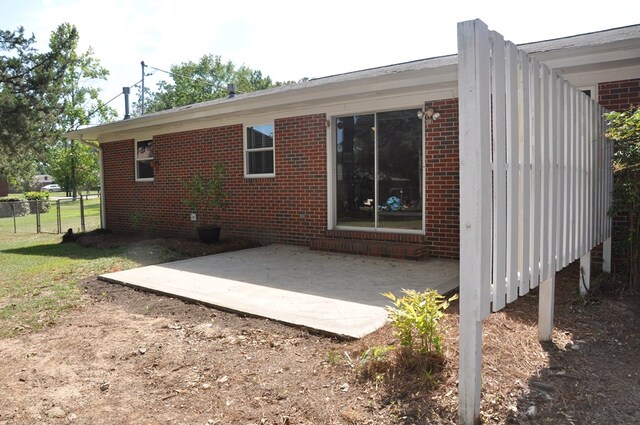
[1,234,639,424]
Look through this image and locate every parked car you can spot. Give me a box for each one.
[41,184,61,192]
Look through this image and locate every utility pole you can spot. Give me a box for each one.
[141,61,146,115]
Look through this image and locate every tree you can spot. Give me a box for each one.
[605,106,640,291]
[46,23,115,198]
[48,141,100,194]
[0,25,78,180]
[141,54,280,113]
[1,24,114,195]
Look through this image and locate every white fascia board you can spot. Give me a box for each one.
[559,64,640,88]
[67,63,458,143]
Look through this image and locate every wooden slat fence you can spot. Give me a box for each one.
[457,19,613,425]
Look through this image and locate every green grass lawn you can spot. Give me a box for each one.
[0,232,182,338]
[0,197,101,234]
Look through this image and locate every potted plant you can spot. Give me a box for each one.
[181,163,229,244]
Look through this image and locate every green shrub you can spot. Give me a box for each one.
[131,211,156,236]
[382,289,457,355]
[24,191,51,213]
[0,198,30,218]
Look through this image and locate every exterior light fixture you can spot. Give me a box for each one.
[417,107,441,122]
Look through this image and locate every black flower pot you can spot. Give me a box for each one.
[196,225,221,244]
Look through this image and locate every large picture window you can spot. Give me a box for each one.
[136,140,154,181]
[245,124,274,177]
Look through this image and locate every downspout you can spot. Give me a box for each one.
[78,136,106,230]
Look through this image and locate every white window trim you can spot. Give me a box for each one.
[243,122,275,178]
[135,139,154,182]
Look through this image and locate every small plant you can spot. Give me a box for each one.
[181,162,229,225]
[359,345,394,364]
[326,350,341,365]
[357,345,394,381]
[382,289,457,355]
[131,211,156,236]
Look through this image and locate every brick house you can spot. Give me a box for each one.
[67,24,640,260]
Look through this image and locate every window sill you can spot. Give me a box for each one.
[244,173,276,179]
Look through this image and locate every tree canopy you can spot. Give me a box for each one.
[0,24,78,177]
[141,54,285,114]
[0,23,114,192]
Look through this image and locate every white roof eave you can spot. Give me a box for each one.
[66,23,640,143]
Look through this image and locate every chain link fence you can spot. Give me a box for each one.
[0,195,101,234]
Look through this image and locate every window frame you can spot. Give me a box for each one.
[243,122,275,178]
[135,139,155,182]
[329,106,426,235]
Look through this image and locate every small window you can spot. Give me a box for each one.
[245,124,274,177]
[136,140,154,181]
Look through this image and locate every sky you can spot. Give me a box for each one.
[1,0,639,120]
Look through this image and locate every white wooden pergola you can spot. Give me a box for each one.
[457,19,613,425]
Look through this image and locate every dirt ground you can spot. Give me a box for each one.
[1,234,639,424]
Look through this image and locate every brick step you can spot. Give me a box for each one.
[310,238,429,261]
[324,229,426,244]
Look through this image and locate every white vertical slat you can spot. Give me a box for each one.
[587,98,593,249]
[571,87,580,261]
[594,104,601,243]
[566,85,575,263]
[540,64,551,281]
[530,59,541,289]
[598,104,604,243]
[607,115,613,240]
[538,63,555,342]
[490,31,507,312]
[518,51,531,295]
[600,107,612,240]
[505,41,520,303]
[457,19,491,425]
[575,90,581,257]
[594,102,600,244]
[556,75,566,270]
[561,80,570,268]
[580,251,591,295]
[580,93,587,256]
[605,107,613,240]
[538,275,556,341]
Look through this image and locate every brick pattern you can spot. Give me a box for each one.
[597,78,640,273]
[102,103,463,259]
[598,79,640,111]
[424,99,460,259]
[310,238,429,260]
[102,114,328,245]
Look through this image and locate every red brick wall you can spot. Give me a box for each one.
[598,78,640,111]
[101,114,327,245]
[597,78,640,273]
[424,99,460,259]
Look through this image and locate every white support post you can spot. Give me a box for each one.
[602,237,612,273]
[580,251,591,296]
[538,275,555,341]
[458,19,491,425]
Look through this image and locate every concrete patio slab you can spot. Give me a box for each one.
[99,244,459,338]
